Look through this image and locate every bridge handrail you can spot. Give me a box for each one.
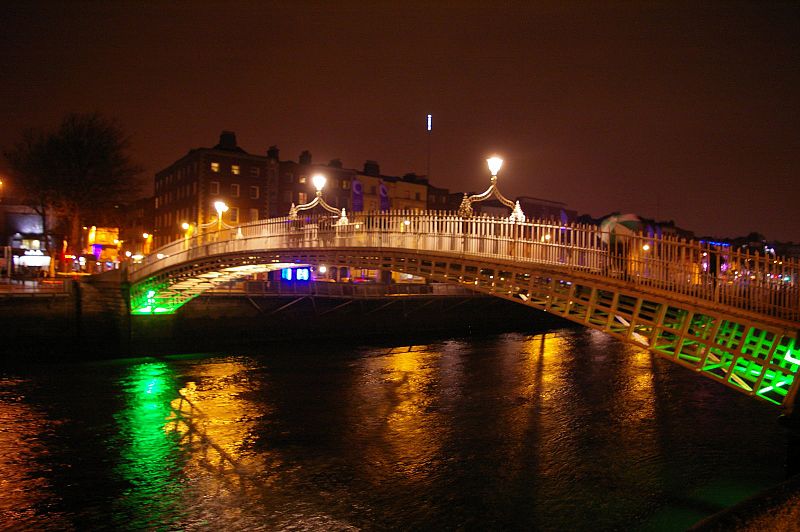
[129,210,800,322]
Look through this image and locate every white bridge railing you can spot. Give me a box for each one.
[130,211,800,323]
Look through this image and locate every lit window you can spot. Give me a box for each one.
[342,180,351,190]
[231,184,240,197]
[298,192,308,204]
[210,181,220,194]
[249,208,259,221]
[249,186,260,199]
[229,207,239,222]
[211,162,220,172]
[298,175,307,184]
[232,165,240,175]
[250,167,260,177]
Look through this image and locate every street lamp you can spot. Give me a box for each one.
[214,201,229,231]
[457,155,525,221]
[487,156,503,177]
[181,222,195,248]
[142,232,153,254]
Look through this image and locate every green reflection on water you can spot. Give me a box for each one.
[111,361,185,529]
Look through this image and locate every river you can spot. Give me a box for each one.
[0,327,792,530]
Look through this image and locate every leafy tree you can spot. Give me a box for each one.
[4,113,142,256]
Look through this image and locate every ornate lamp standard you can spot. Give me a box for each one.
[289,173,347,222]
[458,156,525,221]
[214,201,229,231]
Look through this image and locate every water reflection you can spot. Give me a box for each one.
[0,377,70,529]
[0,328,791,530]
[110,361,184,530]
[355,345,445,480]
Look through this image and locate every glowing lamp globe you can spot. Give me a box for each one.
[181,222,190,230]
[312,174,327,192]
[214,201,229,214]
[487,156,503,176]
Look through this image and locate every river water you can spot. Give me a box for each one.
[0,327,792,530]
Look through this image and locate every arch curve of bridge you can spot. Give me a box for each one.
[131,243,800,413]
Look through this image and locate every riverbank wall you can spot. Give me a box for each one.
[0,278,570,359]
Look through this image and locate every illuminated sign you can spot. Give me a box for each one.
[281,267,310,281]
[426,114,432,132]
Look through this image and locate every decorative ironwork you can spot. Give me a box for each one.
[458,157,526,221]
[288,174,344,220]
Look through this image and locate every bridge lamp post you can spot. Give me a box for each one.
[458,155,525,222]
[182,222,195,248]
[214,201,229,232]
[288,173,343,220]
[142,232,153,255]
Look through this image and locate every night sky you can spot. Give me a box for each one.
[1,2,798,241]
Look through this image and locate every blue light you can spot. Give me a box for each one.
[296,268,310,281]
[281,268,293,281]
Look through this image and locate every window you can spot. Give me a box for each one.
[210,181,220,194]
[211,162,220,172]
[283,173,293,183]
[249,208,259,221]
[370,186,376,194]
[298,192,308,204]
[298,175,307,184]
[232,165,240,175]
[229,207,239,223]
[249,186,260,199]
[415,192,420,200]
[250,167,260,177]
[342,180,351,190]
[231,183,240,197]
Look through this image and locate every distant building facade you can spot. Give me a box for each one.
[153,131,274,247]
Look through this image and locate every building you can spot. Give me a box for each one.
[0,200,50,274]
[153,131,275,247]
[426,183,452,212]
[350,163,427,213]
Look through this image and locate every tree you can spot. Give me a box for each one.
[4,113,142,258]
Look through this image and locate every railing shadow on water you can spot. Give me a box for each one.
[165,392,254,491]
[130,210,800,324]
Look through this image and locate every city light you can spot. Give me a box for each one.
[312,173,327,192]
[487,156,503,177]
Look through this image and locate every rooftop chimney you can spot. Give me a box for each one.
[217,130,237,150]
[299,150,312,165]
[267,145,280,160]
[328,158,343,168]
[363,160,380,176]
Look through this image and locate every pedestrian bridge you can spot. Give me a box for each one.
[128,211,800,412]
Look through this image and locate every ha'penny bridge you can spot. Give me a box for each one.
[128,168,800,413]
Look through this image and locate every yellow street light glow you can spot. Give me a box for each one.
[487,156,503,176]
[142,232,150,239]
[214,201,229,214]
[181,222,190,230]
[312,173,327,192]
[319,265,327,274]
[642,244,651,251]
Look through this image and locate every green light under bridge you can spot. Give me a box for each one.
[131,287,195,315]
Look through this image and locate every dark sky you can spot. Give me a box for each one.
[1,1,798,241]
